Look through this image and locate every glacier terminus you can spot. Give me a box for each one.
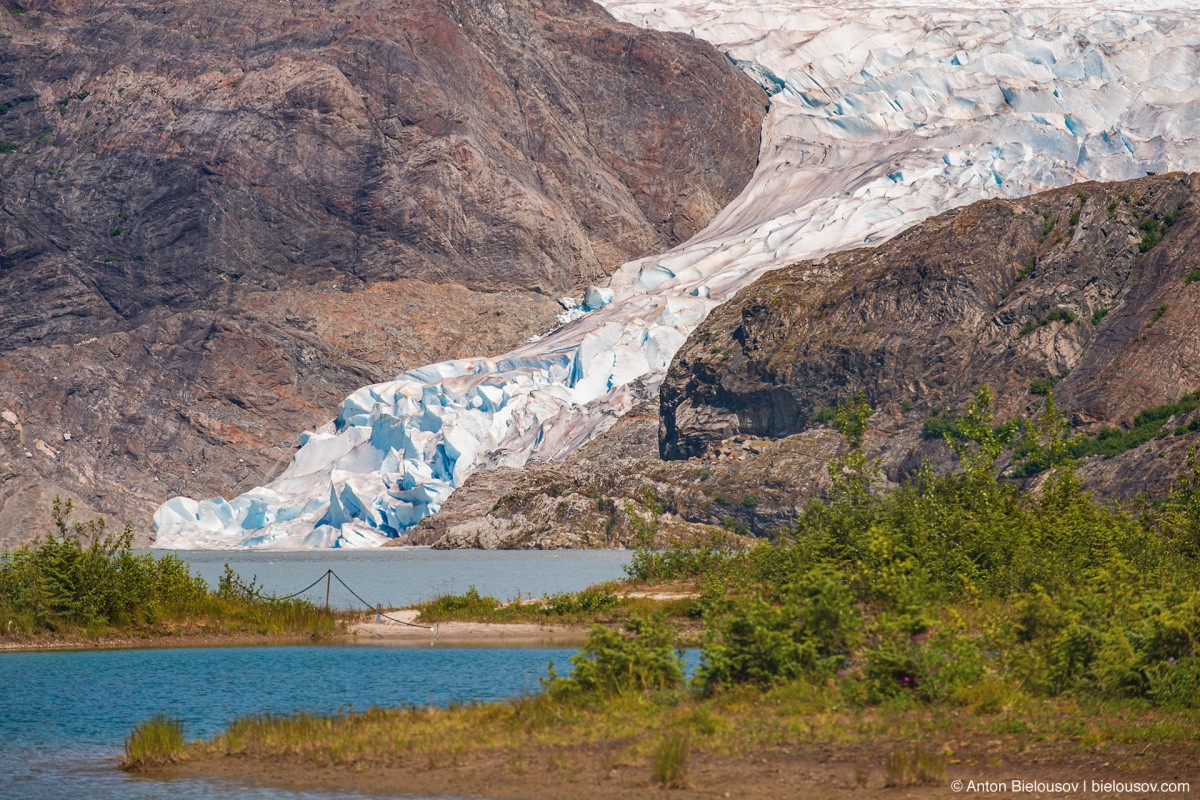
[154,0,1200,548]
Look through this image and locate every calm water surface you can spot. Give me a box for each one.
[1,644,577,800]
[160,549,633,609]
[3,551,635,800]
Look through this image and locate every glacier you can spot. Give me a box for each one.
[155,0,1200,548]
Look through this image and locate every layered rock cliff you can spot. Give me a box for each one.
[0,0,765,544]
[425,174,1200,548]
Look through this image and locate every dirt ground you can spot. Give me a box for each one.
[157,740,1200,799]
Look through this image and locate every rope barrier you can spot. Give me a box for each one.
[331,570,433,629]
[278,568,433,630]
[276,572,331,600]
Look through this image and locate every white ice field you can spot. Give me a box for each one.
[154,0,1200,548]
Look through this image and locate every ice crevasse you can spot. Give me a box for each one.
[155,0,1200,548]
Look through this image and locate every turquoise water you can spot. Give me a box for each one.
[0,551,637,799]
[163,549,632,610]
[1,644,578,800]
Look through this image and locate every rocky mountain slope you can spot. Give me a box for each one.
[0,0,765,544]
[423,174,1200,548]
[154,0,1200,550]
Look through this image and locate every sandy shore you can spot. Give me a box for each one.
[348,610,590,646]
[0,613,591,653]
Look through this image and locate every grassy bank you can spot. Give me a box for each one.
[409,582,699,627]
[129,388,1200,793]
[129,685,1200,794]
[1,500,340,644]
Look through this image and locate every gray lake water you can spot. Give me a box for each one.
[161,548,632,610]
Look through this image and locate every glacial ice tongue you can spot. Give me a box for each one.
[155,0,1200,549]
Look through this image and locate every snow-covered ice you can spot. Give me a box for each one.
[155,0,1200,548]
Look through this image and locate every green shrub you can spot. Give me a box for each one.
[544,585,619,616]
[423,585,500,616]
[1146,657,1200,708]
[1067,389,1200,459]
[809,405,838,424]
[921,409,960,440]
[1030,378,1057,396]
[548,614,683,697]
[698,570,859,692]
[1140,218,1164,252]
[624,531,743,583]
[1147,303,1167,327]
[0,500,334,638]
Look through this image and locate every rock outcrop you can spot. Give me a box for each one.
[661,172,1200,494]
[0,0,765,544]
[661,173,1199,460]
[427,174,1200,548]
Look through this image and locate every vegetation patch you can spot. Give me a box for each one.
[1018,308,1076,337]
[0,500,338,641]
[123,716,185,770]
[409,583,692,626]
[1065,389,1200,460]
[1139,203,1183,253]
[651,733,689,788]
[1029,377,1057,396]
[885,745,945,787]
[1147,303,1168,327]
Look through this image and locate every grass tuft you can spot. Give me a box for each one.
[884,745,946,787]
[122,716,185,770]
[651,733,689,788]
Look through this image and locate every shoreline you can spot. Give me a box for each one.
[346,608,589,646]
[0,615,591,654]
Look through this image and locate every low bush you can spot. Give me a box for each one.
[0,500,336,639]
[547,614,683,697]
[698,569,859,692]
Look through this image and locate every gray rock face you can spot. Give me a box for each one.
[661,173,1200,497]
[0,0,765,543]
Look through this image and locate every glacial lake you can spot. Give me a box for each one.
[160,548,633,609]
[1,550,636,800]
[0,644,578,800]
